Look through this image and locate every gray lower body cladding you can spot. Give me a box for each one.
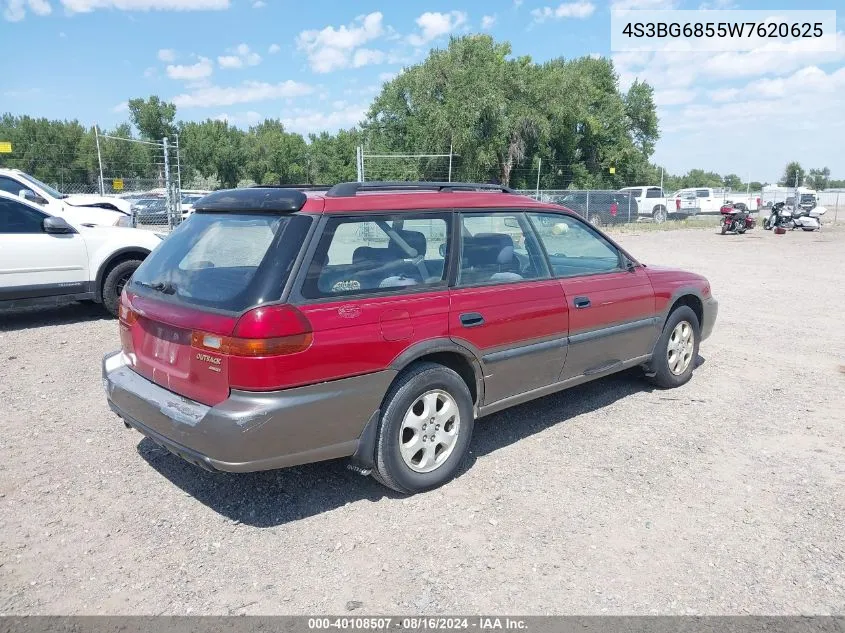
[102,351,394,473]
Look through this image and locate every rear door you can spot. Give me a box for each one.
[292,211,453,384]
[449,210,568,405]
[527,211,657,380]
[0,197,88,300]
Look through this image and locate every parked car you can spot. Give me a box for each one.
[672,187,761,215]
[180,192,209,221]
[618,186,670,222]
[556,191,639,226]
[0,191,164,316]
[103,182,717,494]
[131,197,168,224]
[0,168,132,227]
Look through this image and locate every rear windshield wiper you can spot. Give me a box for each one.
[135,279,177,295]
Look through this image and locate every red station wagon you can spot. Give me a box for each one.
[103,182,718,494]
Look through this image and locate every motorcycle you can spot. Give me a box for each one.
[763,201,826,232]
[720,201,755,234]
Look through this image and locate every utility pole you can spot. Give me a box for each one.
[94,124,105,195]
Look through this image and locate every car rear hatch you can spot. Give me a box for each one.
[118,188,315,406]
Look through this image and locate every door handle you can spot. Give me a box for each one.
[574,296,591,309]
[460,312,485,327]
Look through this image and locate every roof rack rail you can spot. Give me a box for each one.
[325,181,517,198]
[250,184,332,190]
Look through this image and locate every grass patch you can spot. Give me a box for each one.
[605,217,720,234]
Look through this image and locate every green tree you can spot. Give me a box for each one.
[127,96,177,141]
[722,173,743,190]
[805,167,830,190]
[780,161,804,187]
[244,120,308,185]
[306,128,362,184]
[179,119,246,188]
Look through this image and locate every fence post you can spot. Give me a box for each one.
[535,158,541,200]
[175,133,182,225]
[585,190,590,221]
[356,146,362,182]
[628,193,632,223]
[94,124,105,196]
[163,136,172,231]
[448,143,453,183]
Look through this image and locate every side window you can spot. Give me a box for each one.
[696,189,710,198]
[0,177,30,197]
[528,212,623,278]
[0,198,47,234]
[646,188,662,198]
[301,212,451,299]
[458,212,549,286]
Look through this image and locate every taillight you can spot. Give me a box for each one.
[191,304,312,358]
[118,291,138,355]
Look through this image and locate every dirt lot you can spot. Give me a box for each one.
[1,226,844,615]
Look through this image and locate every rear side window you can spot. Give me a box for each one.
[301,213,451,299]
[646,188,663,198]
[696,189,710,197]
[130,212,312,312]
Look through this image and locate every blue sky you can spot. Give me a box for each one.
[1,0,843,181]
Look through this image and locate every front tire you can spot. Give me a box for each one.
[647,306,701,389]
[101,259,142,317]
[373,362,474,494]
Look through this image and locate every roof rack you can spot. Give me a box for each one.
[325,181,517,198]
[194,187,307,213]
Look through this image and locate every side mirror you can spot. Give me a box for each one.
[20,189,45,204]
[43,216,76,234]
[438,242,448,258]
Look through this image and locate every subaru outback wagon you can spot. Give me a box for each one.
[103,182,717,494]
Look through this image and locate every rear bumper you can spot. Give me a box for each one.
[700,297,718,341]
[102,351,394,473]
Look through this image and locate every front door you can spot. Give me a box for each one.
[527,211,657,380]
[449,211,569,405]
[0,197,88,300]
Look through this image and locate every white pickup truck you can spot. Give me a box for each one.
[0,191,163,316]
[0,168,132,227]
[618,186,671,223]
[673,187,762,215]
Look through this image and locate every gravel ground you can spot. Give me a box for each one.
[1,226,844,615]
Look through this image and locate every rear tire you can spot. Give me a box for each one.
[647,306,701,389]
[101,259,142,318]
[652,206,667,223]
[373,362,474,494]
[589,213,604,227]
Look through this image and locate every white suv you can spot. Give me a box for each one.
[0,191,163,316]
[0,168,132,227]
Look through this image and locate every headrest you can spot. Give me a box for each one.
[465,233,515,267]
[388,229,427,258]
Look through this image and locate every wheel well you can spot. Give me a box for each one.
[669,294,703,327]
[95,249,150,300]
[405,352,479,405]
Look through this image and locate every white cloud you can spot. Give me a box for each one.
[268,43,280,54]
[166,56,213,80]
[112,101,128,113]
[217,43,261,69]
[157,48,176,62]
[172,79,313,108]
[280,103,367,134]
[709,87,739,102]
[251,0,263,6]
[611,0,675,9]
[407,11,467,47]
[214,111,262,126]
[297,12,386,73]
[653,88,695,106]
[481,14,496,30]
[60,0,228,12]
[378,71,397,82]
[352,48,385,68]
[531,2,595,22]
[3,0,51,21]
[513,0,523,7]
